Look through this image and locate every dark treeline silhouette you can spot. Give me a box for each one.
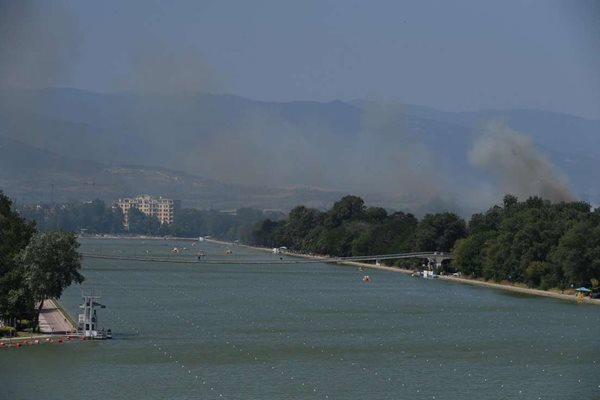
[20,200,125,234]
[248,195,600,290]
[247,195,466,256]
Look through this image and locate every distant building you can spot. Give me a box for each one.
[116,195,180,228]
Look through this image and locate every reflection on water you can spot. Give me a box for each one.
[2,238,598,400]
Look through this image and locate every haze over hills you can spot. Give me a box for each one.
[0,88,598,213]
[0,135,344,211]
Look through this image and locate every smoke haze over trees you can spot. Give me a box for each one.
[469,122,575,203]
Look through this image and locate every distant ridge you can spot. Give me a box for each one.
[1,88,598,209]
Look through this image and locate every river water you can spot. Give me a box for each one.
[2,238,598,399]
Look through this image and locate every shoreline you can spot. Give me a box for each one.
[80,235,600,305]
[0,299,77,347]
[209,239,600,305]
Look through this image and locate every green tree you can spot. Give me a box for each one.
[549,219,600,286]
[0,193,36,323]
[20,231,84,329]
[452,232,493,277]
[365,207,388,223]
[326,195,366,227]
[352,212,417,255]
[128,207,161,235]
[525,261,551,288]
[248,219,284,247]
[279,206,324,249]
[413,212,467,252]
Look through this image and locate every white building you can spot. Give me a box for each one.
[116,195,179,228]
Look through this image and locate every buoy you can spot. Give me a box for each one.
[16,343,21,348]
[45,337,51,342]
[57,338,63,343]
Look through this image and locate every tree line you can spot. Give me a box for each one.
[247,195,466,256]
[248,194,599,290]
[0,193,83,333]
[18,200,283,242]
[453,194,600,290]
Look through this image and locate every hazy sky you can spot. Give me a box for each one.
[13,0,600,118]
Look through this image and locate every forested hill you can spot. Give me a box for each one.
[248,195,600,291]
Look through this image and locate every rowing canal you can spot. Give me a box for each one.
[2,238,599,399]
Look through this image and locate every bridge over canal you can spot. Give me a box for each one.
[81,250,452,267]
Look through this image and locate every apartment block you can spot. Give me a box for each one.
[116,195,179,228]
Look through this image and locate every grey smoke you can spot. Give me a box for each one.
[176,99,446,206]
[0,0,81,89]
[114,45,220,94]
[352,101,443,199]
[469,121,575,202]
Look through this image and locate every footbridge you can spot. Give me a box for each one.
[80,251,452,266]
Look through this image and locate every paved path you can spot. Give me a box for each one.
[38,300,75,334]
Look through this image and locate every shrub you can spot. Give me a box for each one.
[17,319,32,330]
[0,326,16,337]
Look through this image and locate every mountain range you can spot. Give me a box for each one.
[0,88,598,213]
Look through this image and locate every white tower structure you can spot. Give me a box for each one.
[78,290,110,339]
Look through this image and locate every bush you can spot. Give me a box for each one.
[17,319,32,330]
[0,326,16,337]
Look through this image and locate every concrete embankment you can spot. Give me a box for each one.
[38,299,76,334]
[0,299,77,348]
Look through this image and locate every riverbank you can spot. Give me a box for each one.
[0,298,76,348]
[80,235,599,305]
[205,238,600,305]
[0,333,79,347]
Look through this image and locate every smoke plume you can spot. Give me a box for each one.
[469,121,575,202]
[0,0,81,89]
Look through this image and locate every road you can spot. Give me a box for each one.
[38,299,75,334]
